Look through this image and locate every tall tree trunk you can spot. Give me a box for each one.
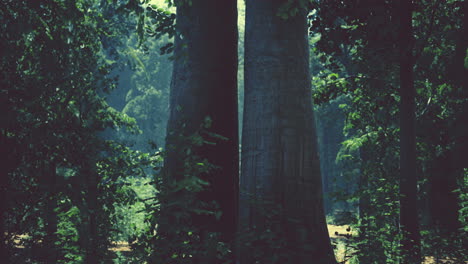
[0,173,7,262]
[0,133,14,262]
[451,0,468,176]
[162,0,238,262]
[450,0,468,89]
[43,162,58,263]
[399,0,421,262]
[357,145,372,264]
[83,162,99,264]
[240,1,336,263]
[427,0,468,236]
[428,154,462,233]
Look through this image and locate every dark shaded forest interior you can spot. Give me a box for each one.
[1,0,467,263]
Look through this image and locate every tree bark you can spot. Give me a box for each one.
[451,0,468,175]
[43,162,58,263]
[84,163,99,264]
[162,0,238,261]
[399,0,421,262]
[240,1,336,263]
[428,1,468,234]
[357,145,371,264]
[74,150,101,264]
[0,133,15,262]
[427,154,462,233]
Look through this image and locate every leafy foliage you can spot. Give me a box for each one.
[0,0,164,262]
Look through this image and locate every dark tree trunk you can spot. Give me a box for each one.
[240,1,336,263]
[428,1,467,233]
[398,0,421,262]
[417,0,466,242]
[427,154,462,233]
[451,0,468,173]
[0,171,7,262]
[83,162,99,264]
[0,132,21,261]
[0,135,11,261]
[450,1,468,89]
[357,145,371,264]
[162,0,238,262]
[43,162,58,263]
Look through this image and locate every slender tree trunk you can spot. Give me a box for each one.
[450,0,467,89]
[451,0,468,174]
[0,166,7,262]
[428,154,461,233]
[83,162,99,264]
[162,0,238,262]
[44,162,58,263]
[399,0,421,262]
[322,126,331,214]
[357,144,385,263]
[357,176,373,264]
[240,1,336,263]
[0,132,22,261]
[0,132,10,261]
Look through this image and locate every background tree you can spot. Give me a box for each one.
[398,0,421,262]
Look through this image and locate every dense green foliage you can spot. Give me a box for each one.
[0,0,162,262]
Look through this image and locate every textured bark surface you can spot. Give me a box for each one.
[240,1,336,263]
[398,0,421,263]
[163,0,238,246]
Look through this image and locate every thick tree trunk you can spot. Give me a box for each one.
[399,0,421,262]
[240,1,336,263]
[162,0,238,261]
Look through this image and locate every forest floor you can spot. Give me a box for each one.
[11,228,463,263]
[107,225,464,263]
[108,241,132,252]
[106,225,357,252]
